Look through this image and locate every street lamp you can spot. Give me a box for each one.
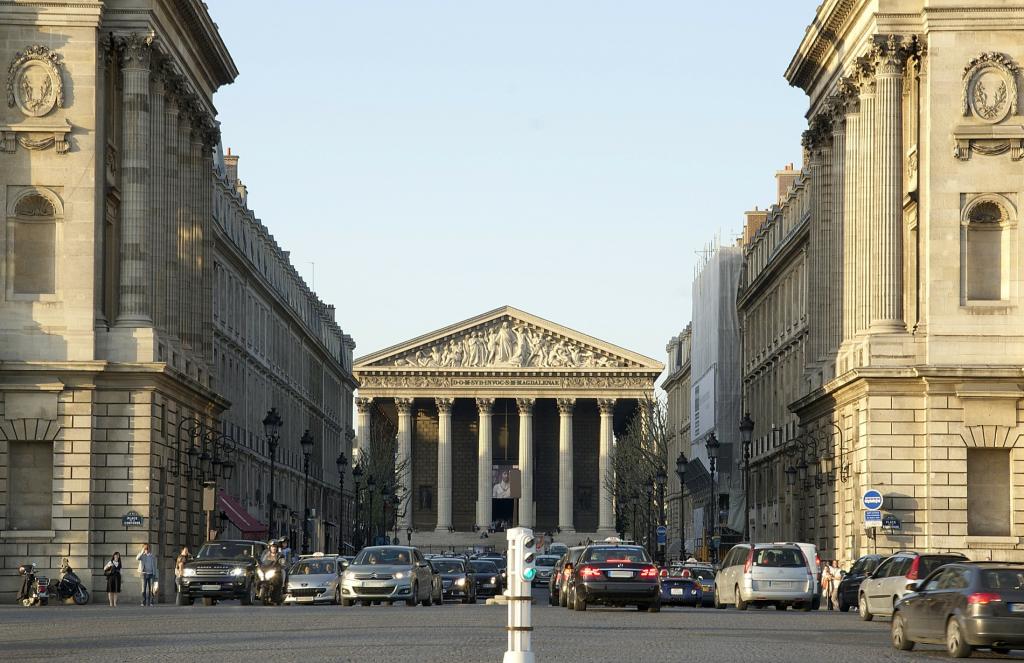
[300,430,314,555]
[336,452,347,555]
[654,468,667,564]
[642,482,654,558]
[367,474,377,546]
[262,408,283,538]
[352,464,364,550]
[739,413,754,541]
[706,433,720,561]
[675,452,688,560]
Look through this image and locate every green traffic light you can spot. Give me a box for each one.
[522,567,537,581]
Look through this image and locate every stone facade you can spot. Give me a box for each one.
[0,1,356,602]
[663,325,692,558]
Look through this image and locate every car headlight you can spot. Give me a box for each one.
[183,568,196,577]
[394,572,406,580]
[343,571,355,581]
[490,576,497,583]
[455,578,466,586]
[230,567,245,577]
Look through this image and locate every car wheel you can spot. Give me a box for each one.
[241,582,255,606]
[735,586,747,611]
[333,587,341,605]
[811,594,821,611]
[560,587,568,608]
[203,597,215,607]
[858,594,873,622]
[574,590,587,612]
[406,583,418,607]
[891,612,915,651]
[548,589,558,607]
[946,618,971,658]
[176,592,190,607]
[714,587,725,609]
[838,598,850,613]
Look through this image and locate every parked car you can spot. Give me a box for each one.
[567,543,661,612]
[533,555,560,587]
[859,551,968,621]
[837,554,883,612]
[713,543,815,611]
[468,559,503,598]
[284,554,344,605]
[891,561,1024,657]
[431,557,477,603]
[551,546,587,607]
[339,546,435,607]
[178,540,266,606]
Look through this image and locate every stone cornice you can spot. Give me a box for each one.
[785,0,861,91]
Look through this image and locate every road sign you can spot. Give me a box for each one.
[882,514,901,530]
[864,510,883,528]
[862,489,884,510]
[121,511,144,528]
[656,526,667,545]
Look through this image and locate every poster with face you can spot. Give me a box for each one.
[492,465,517,499]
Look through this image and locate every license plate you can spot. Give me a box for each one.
[200,584,220,591]
[297,597,314,602]
[608,571,633,579]
[670,588,684,596]
[364,581,391,588]
[1009,603,1024,613]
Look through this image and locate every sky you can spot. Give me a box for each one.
[207,1,816,366]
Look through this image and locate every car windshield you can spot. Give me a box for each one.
[470,561,498,573]
[674,567,714,581]
[982,569,1024,591]
[536,556,559,567]
[433,560,465,573]
[582,547,649,563]
[753,548,806,568]
[289,559,336,575]
[354,548,413,566]
[196,543,257,560]
[919,556,965,578]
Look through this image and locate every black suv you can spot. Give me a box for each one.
[177,540,266,606]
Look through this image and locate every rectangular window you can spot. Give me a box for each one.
[967,448,1011,536]
[12,220,56,294]
[8,440,53,530]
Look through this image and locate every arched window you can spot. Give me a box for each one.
[961,196,1016,303]
[6,188,62,297]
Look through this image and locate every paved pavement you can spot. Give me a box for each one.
[1,589,1020,662]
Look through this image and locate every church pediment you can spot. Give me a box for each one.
[355,306,662,372]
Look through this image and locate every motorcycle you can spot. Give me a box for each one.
[49,559,89,605]
[16,563,49,607]
[255,556,286,606]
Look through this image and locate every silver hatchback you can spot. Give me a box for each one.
[340,546,435,607]
[714,543,815,611]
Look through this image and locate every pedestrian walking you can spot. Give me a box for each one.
[821,561,835,610]
[829,560,843,610]
[136,544,157,606]
[104,552,123,607]
[174,546,191,595]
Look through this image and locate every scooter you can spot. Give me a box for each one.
[49,559,89,605]
[16,563,49,607]
[255,556,286,606]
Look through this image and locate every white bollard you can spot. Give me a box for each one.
[502,527,535,663]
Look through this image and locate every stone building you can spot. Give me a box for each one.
[352,307,662,547]
[663,325,692,558]
[736,0,1024,564]
[0,1,355,601]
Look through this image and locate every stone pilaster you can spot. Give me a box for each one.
[841,77,861,345]
[556,398,575,533]
[199,122,217,364]
[857,65,876,337]
[435,398,454,532]
[149,67,166,332]
[395,398,414,530]
[189,124,204,351]
[828,106,846,356]
[516,398,535,528]
[475,398,494,531]
[163,78,181,341]
[597,398,616,534]
[116,33,153,326]
[354,397,372,461]
[176,98,194,344]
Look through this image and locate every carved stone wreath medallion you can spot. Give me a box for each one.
[962,52,1017,124]
[7,45,65,118]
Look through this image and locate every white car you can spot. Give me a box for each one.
[284,555,344,605]
[714,543,816,611]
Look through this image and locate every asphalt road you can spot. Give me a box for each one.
[0,588,1021,662]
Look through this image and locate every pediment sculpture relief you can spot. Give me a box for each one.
[386,318,628,369]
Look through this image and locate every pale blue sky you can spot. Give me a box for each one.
[208,1,817,364]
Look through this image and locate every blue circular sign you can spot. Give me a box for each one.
[862,490,883,510]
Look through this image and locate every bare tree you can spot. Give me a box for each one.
[356,410,411,545]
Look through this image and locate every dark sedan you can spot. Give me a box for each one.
[568,544,660,613]
[891,562,1024,657]
[468,559,503,598]
[837,554,883,613]
[549,546,586,607]
[431,558,476,603]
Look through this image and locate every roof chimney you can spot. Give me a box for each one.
[775,163,797,204]
[224,147,239,185]
[743,206,769,246]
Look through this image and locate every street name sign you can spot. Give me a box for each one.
[864,510,882,528]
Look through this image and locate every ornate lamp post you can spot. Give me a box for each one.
[675,452,688,560]
[262,408,283,538]
[642,482,654,558]
[739,413,755,541]
[654,468,667,564]
[300,430,314,555]
[706,432,720,562]
[352,464,364,550]
[336,452,347,555]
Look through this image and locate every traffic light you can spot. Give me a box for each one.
[504,527,536,663]
[521,535,536,583]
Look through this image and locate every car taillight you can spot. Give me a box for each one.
[743,549,754,573]
[563,566,573,577]
[659,569,668,578]
[967,592,1002,606]
[640,567,658,578]
[905,558,920,580]
[815,553,821,569]
[579,565,602,579]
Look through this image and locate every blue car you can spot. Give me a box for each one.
[661,575,703,606]
[667,564,716,607]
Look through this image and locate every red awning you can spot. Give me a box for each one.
[218,490,268,539]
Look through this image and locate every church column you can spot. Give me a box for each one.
[475,398,495,531]
[597,399,616,535]
[395,398,414,530]
[828,103,846,355]
[856,65,876,336]
[116,33,153,326]
[840,78,861,345]
[871,36,907,332]
[354,397,373,462]
[435,398,454,532]
[557,398,575,533]
[149,67,166,331]
[517,398,535,528]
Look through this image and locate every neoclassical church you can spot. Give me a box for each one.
[353,307,662,539]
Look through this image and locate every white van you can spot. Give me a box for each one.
[713,543,816,610]
[776,542,822,609]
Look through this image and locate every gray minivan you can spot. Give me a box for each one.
[713,543,816,611]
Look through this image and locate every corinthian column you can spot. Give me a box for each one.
[149,67,166,331]
[395,398,414,530]
[856,66,876,336]
[163,75,180,338]
[354,397,373,462]
[557,398,575,533]
[116,34,153,326]
[435,398,454,532]
[597,399,616,535]
[828,105,846,355]
[871,35,907,332]
[475,398,494,531]
[517,398,535,528]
